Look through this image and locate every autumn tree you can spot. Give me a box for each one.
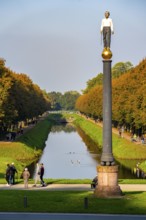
[76,59,146,135]
[0,58,51,134]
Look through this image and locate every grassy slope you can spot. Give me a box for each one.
[68,113,146,160]
[0,117,53,178]
[139,161,146,173]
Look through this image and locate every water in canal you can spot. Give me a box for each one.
[34,123,142,179]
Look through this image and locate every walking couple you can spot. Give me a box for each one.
[5,163,18,186]
[34,163,46,187]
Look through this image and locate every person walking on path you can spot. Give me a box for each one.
[5,164,14,186]
[5,164,11,186]
[40,163,45,187]
[34,163,41,187]
[11,162,18,184]
[22,168,30,189]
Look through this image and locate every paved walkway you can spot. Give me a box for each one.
[1,213,146,220]
[0,184,146,191]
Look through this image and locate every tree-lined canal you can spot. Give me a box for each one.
[36,123,139,179]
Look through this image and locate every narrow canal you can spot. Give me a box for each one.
[31,123,141,179]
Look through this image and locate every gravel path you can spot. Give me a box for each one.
[0,183,146,191]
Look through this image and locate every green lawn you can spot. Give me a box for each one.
[0,190,146,214]
[0,117,53,178]
[69,113,146,160]
[139,161,146,173]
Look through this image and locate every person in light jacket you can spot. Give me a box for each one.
[34,163,41,187]
[23,168,30,189]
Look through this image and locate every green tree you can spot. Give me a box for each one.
[48,91,80,110]
[61,91,80,110]
[48,92,62,110]
[83,73,103,94]
[112,61,133,78]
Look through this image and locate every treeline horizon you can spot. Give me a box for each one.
[0,58,80,136]
[48,91,80,111]
[76,59,146,136]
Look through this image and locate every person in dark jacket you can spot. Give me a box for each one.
[91,175,98,189]
[5,164,10,186]
[40,163,45,187]
[5,164,13,186]
[11,162,18,184]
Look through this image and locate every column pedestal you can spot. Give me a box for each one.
[94,165,122,198]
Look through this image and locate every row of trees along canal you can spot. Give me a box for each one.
[75,59,146,136]
[1,56,146,138]
[0,58,80,138]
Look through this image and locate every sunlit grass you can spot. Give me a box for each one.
[0,190,146,214]
[67,113,146,160]
[0,142,36,159]
[139,160,146,173]
[0,118,52,178]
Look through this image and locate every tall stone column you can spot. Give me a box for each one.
[101,59,114,166]
[94,48,122,198]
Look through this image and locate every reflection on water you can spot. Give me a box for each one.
[116,159,146,179]
[37,124,99,179]
[31,123,144,179]
[51,124,76,133]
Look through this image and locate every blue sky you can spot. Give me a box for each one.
[0,0,146,93]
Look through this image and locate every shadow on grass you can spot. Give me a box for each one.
[0,190,146,214]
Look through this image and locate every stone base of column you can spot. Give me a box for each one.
[94,165,123,198]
